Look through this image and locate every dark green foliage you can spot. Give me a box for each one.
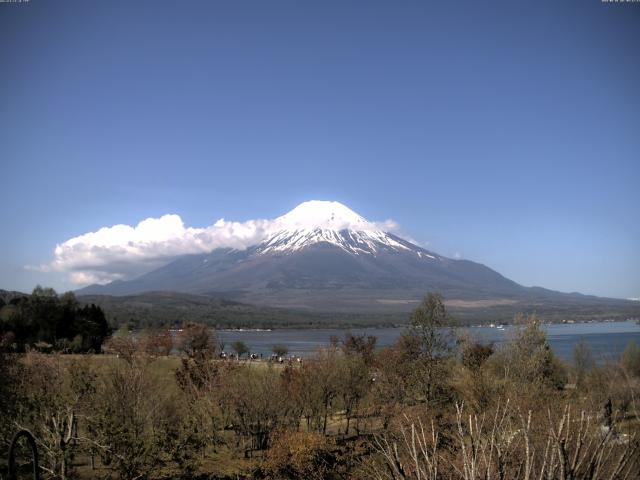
[27,287,637,330]
[0,286,110,352]
[78,291,407,329]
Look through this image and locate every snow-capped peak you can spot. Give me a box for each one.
[274,200,377,231]
[256,200,416,256]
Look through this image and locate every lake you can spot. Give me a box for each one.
[217,320,640,362]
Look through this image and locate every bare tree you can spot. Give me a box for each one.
[369,401,640,480]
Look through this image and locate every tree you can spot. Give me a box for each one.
[140,328,173,356]
[305,347,341,434]
[409,293,455,404]
[177,323,216,360]
[371,337,417,429]
[279,365,306,430]
[72,303,110,352]
[220,365,285,452]
[27,285,61,344]
[103,326,137,363]
[500,314,567,390]
[337,355,370,435]
[14,354,98,480]
[342,332,377,365]
[573,337,595,386]
[88,355,171,480]
[367,401,640,480]
[460,338,494,371]
[410,293,453,354]
[0,288,109,352]
[232,340,249,359]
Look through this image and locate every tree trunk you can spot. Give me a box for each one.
[323,400,329,435]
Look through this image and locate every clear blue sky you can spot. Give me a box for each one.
[1,0,638,298]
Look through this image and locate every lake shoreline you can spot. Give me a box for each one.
[212,320,640,363]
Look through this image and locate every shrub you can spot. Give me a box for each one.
[262,430,335,480]
[621,341,640,377]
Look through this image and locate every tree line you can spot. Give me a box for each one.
[0,286,110,353]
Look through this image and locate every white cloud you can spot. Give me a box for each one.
[373,219,400,232]
[45,214,275,285]
[453,252,463,259]
[39,206,404,286]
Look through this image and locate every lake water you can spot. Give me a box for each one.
[217,321,640,362]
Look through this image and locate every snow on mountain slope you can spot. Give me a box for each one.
[256,200,415,256]
[276,200,373,230]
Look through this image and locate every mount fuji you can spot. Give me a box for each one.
[77,201,638,317]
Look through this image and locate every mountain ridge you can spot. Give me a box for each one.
[76,201,640,318]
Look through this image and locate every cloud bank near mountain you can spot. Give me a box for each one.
[35,205,401,285]
[41,214,274,285]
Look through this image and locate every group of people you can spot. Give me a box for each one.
[218,351,303,364]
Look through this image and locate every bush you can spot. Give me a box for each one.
[494,314,567,390]
[178,323,216,359]
[139,328,173,356]
[460,339,494,371]
[621,341,640,377]
[262,430,335,480]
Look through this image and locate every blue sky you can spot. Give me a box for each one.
[0,0,638,298]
